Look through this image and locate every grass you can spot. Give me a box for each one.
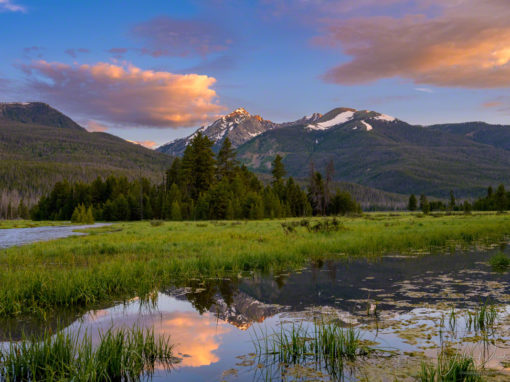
[0,212,510,317]
[0,220,74,229]
[418,351,483,382]
[252,321,371,378]
[0,326,176,381]
[488,252,510,272]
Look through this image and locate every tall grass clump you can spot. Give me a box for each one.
[0,327,176,381]
[253,322,371,378]
[418,351,483,382]
[465,301,498,334]
[488,252,510,272]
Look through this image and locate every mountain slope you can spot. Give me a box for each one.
[0,102,173,210]
[428,122,510,151]
[235,108,510,197]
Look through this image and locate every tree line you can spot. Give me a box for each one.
[30,133,360,222]
[407,184,509,214]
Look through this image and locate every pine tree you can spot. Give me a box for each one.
[216,137,238,181]
[271,155,286,184]
[408,194,417,211]
[449,190,456,211]
[420,194,430,214]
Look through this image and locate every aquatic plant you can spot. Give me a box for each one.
[0,326,176,381]
[465,301,498,334]
[418,351,483,382]
[488,252,510,272]
[253,321,371,378]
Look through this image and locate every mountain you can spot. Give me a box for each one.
[229,107,510,198]
[159,106,510,198]
[0,102,83,130]
[157,107,321,156]
[0,102,173,213]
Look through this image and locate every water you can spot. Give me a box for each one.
[2,248,510,380]
[0,223,110,249]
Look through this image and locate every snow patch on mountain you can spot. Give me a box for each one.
[307,110,355,130]
[361,120,373,131]
[373,113,396,122]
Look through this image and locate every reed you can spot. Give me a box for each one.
[0,327,176,381]
[418,351,483,382]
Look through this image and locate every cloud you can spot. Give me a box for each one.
[64,48,89,58]
[132,16,232,57]
[128,140,157,149]
[319,0,510,88]
[86,120,108,132]
[22,60,224,128]
[107,48,128,59]
[415,87,434,93]
[482,101,503,109]
[0,0,25,12]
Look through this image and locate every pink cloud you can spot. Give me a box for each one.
[23,60,224,128]
[318,0,510,88]
[132,17,232,57]
[0,0,25,12]
[86,120,108,132]
[128,140,157,149]
[64,48,89,58]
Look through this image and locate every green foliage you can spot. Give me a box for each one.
[31,132,360,221]
[420,194,430,214]
[71,204,94,224]
[408,194,418,211]
[489,252,510,272]
[473,184,509,212]
[418,351,483,381]
[0,326,176,381]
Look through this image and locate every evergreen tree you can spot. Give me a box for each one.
[408,194,417,211]
[449,190,456,211]
[495,184,507,212]
[216,137,238,181]
[420,194,430,214]
[271,155,286,184]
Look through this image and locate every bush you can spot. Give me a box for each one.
[71,204,94,224]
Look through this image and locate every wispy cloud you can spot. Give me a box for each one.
[64,48,89,58]
[415,87,434,93]
[318,0,510,88]
[86,120,108,132]
[22,60,224,128]
[128,140,157,149]
[0,0,25,12]
[132,16,232,58]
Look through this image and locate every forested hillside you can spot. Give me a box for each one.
[0,103,173,218]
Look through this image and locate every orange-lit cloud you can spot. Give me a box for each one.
[155,311,231,367]
[127,140,157,149]
[319,0,510,88]
[23,60,224,128]
[483,101,503,109]
[86,120,108,132]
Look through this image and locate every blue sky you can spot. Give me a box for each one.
[1,0,510,147]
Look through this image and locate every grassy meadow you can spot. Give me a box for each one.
[1,212,510,318]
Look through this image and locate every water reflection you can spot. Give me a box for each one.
[3,248,510,380]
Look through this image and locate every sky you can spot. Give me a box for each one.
[1,0,510,148]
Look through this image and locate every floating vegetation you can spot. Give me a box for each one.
[0,327,177,381]
[252,321,372,378]
[489,252,510,272]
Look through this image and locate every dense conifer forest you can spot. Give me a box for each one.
[30,133,361,221]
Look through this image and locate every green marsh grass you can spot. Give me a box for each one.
[419,351,483,382]
[0,326,176,381]
[252,322,371,378]
[1,212,510,317]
